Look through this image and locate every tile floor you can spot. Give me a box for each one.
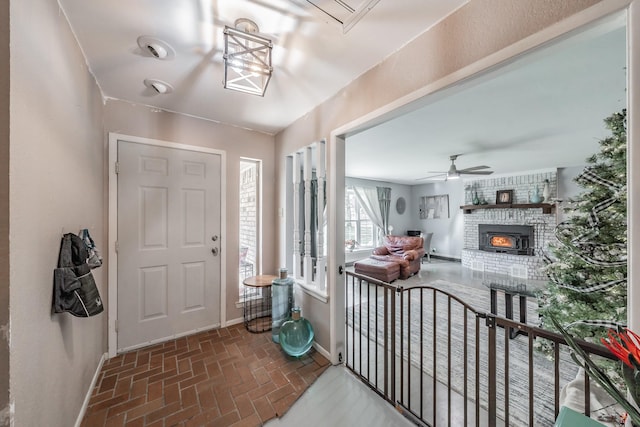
[81,324,330,427]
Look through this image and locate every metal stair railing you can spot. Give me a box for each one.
[344,271,617,427]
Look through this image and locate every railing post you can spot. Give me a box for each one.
[390,287,396,403]
[399,286,404,406]
[383,286,388,397]
[486,314,497,427]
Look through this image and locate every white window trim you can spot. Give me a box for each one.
[296,280,329,303]
[288,140,327,297]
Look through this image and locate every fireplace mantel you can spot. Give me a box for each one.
[460,203,555,214]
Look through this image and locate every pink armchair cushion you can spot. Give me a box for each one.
[374,235,425,258]
[370,253,410,269]
[372,246,390,256]
[402,249,421,261]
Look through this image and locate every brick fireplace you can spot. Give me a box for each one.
[461,172,557,280]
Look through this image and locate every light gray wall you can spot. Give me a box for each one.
[557,166,585,223]
[408,170,586,261]
[410,180,465,259]
[9,1,105,425]
[103,100,277,321]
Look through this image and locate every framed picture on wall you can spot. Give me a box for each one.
[419,194,449,219]
[496,190,514,204]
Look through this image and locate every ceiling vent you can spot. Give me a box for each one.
[305,0,381,33]
[137,36,175,60]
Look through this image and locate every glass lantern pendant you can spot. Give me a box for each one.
[279,307,314,357]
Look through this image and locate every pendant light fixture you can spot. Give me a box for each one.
[223,19,273,96]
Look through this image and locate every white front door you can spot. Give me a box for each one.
[117,140,222,351]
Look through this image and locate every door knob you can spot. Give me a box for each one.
[211,235,218,241]
[211,248,219,256]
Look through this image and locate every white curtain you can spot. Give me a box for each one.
[353,186,385,238]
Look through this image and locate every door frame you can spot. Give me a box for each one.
[108,133,227,357]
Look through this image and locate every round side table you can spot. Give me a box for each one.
[242,274,277,333]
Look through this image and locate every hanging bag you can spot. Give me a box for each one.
[52,233,104,317]
[80,228,102,269]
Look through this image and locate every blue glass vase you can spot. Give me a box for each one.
[279,307,314,357]
[271,268,294,343]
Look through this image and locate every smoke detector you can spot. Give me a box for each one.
[137,36,175,60]
[143,79,173,94]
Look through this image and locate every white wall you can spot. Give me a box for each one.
[9,1,105,425]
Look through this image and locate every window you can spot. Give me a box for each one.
[239,159,260,296]
[345,187,376,251]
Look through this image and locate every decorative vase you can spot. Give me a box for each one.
[472,192,480,205]
[543,179,551,202]
[530,185,543,203]
[272,268,294,343]
[279,307,314,357]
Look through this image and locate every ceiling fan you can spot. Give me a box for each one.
[418,154,494,181]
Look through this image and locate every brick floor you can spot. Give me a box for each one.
[82,324,330,427]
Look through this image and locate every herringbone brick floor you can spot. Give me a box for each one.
[81,324,330,427]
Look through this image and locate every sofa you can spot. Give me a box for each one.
[369,235,425,279]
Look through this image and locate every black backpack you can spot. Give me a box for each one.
[52,233,104,317]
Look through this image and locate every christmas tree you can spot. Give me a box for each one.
[538,109,627,345]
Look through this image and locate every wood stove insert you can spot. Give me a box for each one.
[479,224,534,255]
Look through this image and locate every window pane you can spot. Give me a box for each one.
[345,221,357,242]
[345,191,357,221]
[358,204,368,219]
[359,221,374,247]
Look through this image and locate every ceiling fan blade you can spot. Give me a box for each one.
[416,173,447,181]
[461,170,494,175]
[458,165,491,172]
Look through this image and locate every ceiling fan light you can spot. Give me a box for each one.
[447,171,460,180]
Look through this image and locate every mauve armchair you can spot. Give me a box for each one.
[370,235,425,279]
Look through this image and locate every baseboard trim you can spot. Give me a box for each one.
[429,254,461,263]
[312,342,331,362]
[225,316,244,327]
[75,352,107,427]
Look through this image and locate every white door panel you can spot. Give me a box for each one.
[117,140,221,351]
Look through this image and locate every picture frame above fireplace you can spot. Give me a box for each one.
[496,190,514,204]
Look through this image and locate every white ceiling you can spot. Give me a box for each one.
[58,0,468,135]
[346,13,627,184]
[57,2,627,182]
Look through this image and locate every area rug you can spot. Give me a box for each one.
[347,277,580,426]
